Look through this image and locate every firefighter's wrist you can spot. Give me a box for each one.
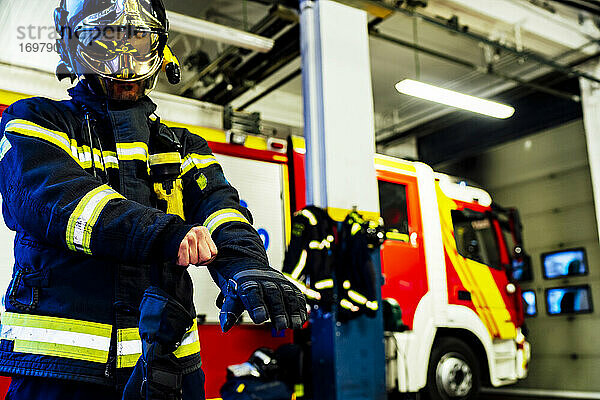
[155,222,201,263]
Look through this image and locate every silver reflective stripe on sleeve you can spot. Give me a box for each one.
[0,136,12,162]
[203,208,250,235]
[66,185,125,254]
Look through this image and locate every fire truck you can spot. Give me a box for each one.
[0,88,529,399]
[287,138,531,400]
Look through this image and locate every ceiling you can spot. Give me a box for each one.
[0,0,597,163]
[153,0,598,150]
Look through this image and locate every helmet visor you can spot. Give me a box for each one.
[76,26,164,80]
[72,0,166,81]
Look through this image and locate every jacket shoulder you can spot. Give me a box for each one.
[2,97,75,132]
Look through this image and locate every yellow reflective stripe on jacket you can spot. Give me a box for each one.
[0,312,111,364]
[66,185,125,254]
[116,142,149,162]
[348,290,368,305]
[0,136,12,162]
[116,323,201,368]
[291,250,307,280]
[203,208,250,235]
[283,273,321,300]
[300,210,317,226]
[314,279,334,290]
[366,301,379,311]
[181,154,219,175]
[4,120,120,171]
[5,119,78,163]
[149,152,181,166]
[340,299,358,312]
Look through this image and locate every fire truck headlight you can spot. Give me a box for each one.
[506,283,517,294]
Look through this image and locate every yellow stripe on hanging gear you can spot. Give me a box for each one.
[203,208,250,235]
[0,136,12,162]
[348,290,368,305]
[366,301,378,311]
[148,152,181,167]
[0,312,112,363]
[116,322,201,369]
[308,239,331,250]
[314,279,334,290]
[351,223,361,236]
[116,142,149,162]
[66,185,125,254]
[385,231,409,242]
[4,119,81,165]
[237,383,246,393]
[340,299,359,312]
[301,209,318,226]
[181,154,219,175]
[154,179,185,220]
[343,280,351,289]
[283,273,322,301]
[291,250,307,280]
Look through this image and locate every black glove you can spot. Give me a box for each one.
[212,268,308,333]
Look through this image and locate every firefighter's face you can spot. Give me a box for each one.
[106,79,145,102]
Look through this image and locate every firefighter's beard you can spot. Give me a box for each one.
[105,80,145,102]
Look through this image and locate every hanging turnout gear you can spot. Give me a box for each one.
[337,211,384,321]
[282,207,336,311]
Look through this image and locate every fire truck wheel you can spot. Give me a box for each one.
[425,337,480,400]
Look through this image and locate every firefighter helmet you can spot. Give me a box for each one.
[54,0,179,101]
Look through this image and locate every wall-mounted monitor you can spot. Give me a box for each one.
[541,248,588,280]
[522,290,537,317]
[545,285,593,316]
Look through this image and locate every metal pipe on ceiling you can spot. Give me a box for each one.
[369,29,582,103]
[340,0,600,84]
[167,11,275,53]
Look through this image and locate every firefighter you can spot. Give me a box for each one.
[0,1,307,399]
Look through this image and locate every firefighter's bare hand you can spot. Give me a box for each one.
[177,227,218,267]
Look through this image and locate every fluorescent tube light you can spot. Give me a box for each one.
[167,11,274,53]
[395,79,515,119]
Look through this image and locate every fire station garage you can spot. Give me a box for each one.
[0,0,598,399]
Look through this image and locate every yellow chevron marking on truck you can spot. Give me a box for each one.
[437,184,516,340]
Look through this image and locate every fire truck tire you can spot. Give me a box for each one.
[425,337,480,400]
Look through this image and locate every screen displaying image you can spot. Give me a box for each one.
[542,248,588,279]
[522,290,537,317]
[546,285,593,315]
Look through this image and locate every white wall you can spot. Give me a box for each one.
[442,120,600,391]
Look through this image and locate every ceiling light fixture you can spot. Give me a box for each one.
[395,79,515,119]
[167,11,275,53]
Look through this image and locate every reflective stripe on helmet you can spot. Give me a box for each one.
[203,208,250,235]
[66,185,125,254]
[0,312,112,363]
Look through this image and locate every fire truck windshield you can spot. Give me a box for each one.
[452,209,502,269]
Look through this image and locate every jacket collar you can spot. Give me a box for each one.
[67,81,157,118]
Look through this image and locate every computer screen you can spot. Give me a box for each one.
[522,290,537,317]
[541,248,588,279]
[546,285,593,316]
